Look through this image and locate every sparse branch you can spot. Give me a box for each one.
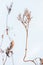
[11,54,14,65]
[0,2,14,65]
[17,14,27,29]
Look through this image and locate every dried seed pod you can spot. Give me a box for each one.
[6,40,14,57]
[10,40,14,49]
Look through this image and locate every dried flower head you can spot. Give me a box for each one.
[23,8,31,22]
[17,8,32,29]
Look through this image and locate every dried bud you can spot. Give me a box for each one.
[6,2,13,14]
[10,40,14,49]
[23,8,31,21]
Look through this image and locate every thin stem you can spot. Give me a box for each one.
[23,30,36,65]
[0,38,3,48]
[3,56,7,65]
[23,25,37,65]
[26,29,28,52]
[6,14,8,29]
[11,54,14,65]
[23,29,28,60]
[7,34,11,41]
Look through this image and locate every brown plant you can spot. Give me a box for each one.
[17,8,32,62]
[17,8,43,65]
[0,2,14,65]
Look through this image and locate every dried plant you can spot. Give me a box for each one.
[0,2,14,65]
[17,8,43,65]
[17,8,32,61]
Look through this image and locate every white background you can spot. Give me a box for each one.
[0,0,43,65]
